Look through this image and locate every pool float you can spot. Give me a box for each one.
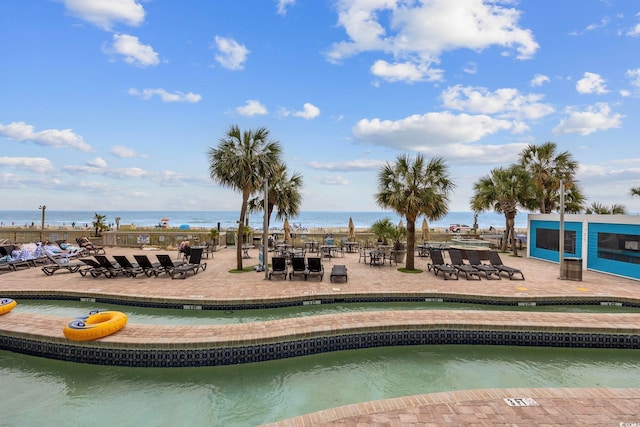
[0,298,17,315]
[63,310,128,341]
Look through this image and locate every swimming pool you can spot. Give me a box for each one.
[1,344,638,426]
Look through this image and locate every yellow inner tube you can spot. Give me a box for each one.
[0,298,17,315]
[63,310,128,341]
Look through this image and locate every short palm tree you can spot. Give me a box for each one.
[471,165,536,254]
[518,142,584,213]
[375,154,454,270]
[208,125,282,269]
[585,202,627,215]
[247,163,303,228]
[92,213,108,236]
[631,187,640,198]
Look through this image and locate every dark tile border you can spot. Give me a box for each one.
[1,329,638,367]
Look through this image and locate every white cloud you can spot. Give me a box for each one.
[0,156,55,173]
[553,103,623,136]
[441,85,554,120]
[0,121,91,151]
[530,74,550,87]
[317,174,349,185]
[308,159,386,171]
[213,36,250,70]
[370,60,443,83]
[87,157,107,168]
[327,0,538,82]
[627,68,640,87]
[64,0,145,31]
[276,0,296,15]
[236,100,267,116]
[293,103,320,119]
[353,111,515,151]
[111,145,140,158]
[128,88,202,103]
[106,34,159,67]
[576,72,608,94]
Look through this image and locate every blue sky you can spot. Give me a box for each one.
[1,0,640,214]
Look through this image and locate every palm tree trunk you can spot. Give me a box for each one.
[406,218,415,270]
[237,190,250,270]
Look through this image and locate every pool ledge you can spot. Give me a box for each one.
[1,310,639,367]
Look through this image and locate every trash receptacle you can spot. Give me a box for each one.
[563,258,582,281]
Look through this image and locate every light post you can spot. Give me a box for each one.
[38,205,46,241]
[263,178,269,279]
[558,180,565,279]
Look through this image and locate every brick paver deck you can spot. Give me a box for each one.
[1,245,639,425]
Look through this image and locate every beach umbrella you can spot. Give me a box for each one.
[421,218,429,241]
[398,219,404,229]
[283,218,291,242]
[348,217,355,240]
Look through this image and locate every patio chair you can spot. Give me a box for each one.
[306,257,324,281]
[156,254,185,276]
[269,256,288,280]
[289,256,308,280]
[78,258,112,278]
[448,249,481,280]
[94,255,125,278]
[330,264,348,282]
[41,252,84,276]
[133,254,163,277]
[171,247,207,279]
[487,251,525,280]
[427,250,458,280]
[112,255,144,278]
[466,251,501,280]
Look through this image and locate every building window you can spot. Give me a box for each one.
[597,232,640,264]
[535,227,576,254]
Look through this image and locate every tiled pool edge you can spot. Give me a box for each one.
[2,327,638,367]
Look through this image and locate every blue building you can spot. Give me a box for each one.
[528,214,640,281]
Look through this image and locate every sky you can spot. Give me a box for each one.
[1,0,640,214]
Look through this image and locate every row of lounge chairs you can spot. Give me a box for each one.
[42,248,207,280]
[428,249,524,280]
[269,256,325,281]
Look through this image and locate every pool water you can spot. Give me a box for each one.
[1,345,638,426]
[12,299,640,325]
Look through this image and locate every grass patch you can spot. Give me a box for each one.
[397,268,423,273]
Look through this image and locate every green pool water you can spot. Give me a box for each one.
[1,345,638,426]
[4,300,639,425]
[11,299,640,324]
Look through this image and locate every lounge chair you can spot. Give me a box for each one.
[156,254,185,276]
[306,257,324,281]
[41,253,84,276]
[448,249,481,280]
[112,255,144,278]
[487,251,525,280]
[268,256,288,280]
[427,250,459,280]
[133,254,163,277]
[0,245,34,271]
[78,258,112,278]
[289,256,308,280]
[171,247,207,279]
[76,238,106,255]
[94,255,125,277]
[330,264,348,282]
[466,251,501,280]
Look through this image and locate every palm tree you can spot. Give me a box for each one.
[631,187,640,198]
[518,142,584,213]
[208,125,282,269]
[92,213,108,236]
[470,165,536,254]
[247,163,303,228]
[375,154,454,270]
[585,202,627,215]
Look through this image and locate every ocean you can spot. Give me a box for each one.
[0,210,528,231]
